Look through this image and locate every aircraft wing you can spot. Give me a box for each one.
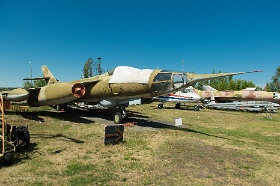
[79,79,101,86]
[1,88,30,102]
[186,70,262,85]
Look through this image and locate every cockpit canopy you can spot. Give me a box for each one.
[151,71,188,96]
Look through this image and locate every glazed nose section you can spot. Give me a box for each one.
[151,72,173,96]
[151,72,188,96]
[173,73,188,90]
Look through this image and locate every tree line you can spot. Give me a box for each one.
[194,70,257,91]
[266,66,280,92]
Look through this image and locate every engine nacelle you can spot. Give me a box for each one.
[4,88,29,102]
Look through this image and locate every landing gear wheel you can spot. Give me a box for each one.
[158,104,164,109]
[194,105,200,111]
[55,104,67,111]
[1,152,13,166]
[114,112,123,124]
[175,103,181,109]
[13,126,30,152]
[55,105,61,111]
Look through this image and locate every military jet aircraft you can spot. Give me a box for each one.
[199,86,280,112]
[197,85,280,103]
[2,65,262,123]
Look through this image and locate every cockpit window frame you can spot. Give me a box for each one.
[172,73,188,89]
[153,72,172,82]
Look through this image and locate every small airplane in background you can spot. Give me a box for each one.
[197,85,280,103]
[1,65,262,123]
[155,86,202,110]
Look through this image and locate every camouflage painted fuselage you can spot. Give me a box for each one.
[195,89,279,103]
[74,70,160,103]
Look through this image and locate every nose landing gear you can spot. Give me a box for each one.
[114,105,128,124]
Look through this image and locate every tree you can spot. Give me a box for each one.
[209,70,219,88]
[193,70,256,91]
[23,79,47,90]
[23,81,33,90]
[82,58,94,78]
[266,66,280,92]
[33,79,47,88]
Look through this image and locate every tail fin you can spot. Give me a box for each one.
[210,91,215,103]
[202,85,217,92]
[41,65,58,84]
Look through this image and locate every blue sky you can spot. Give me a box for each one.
[0,0,279,88]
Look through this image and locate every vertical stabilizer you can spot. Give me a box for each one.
[41,65,58,84]
[210,91,216,103]
[202,85,218,92]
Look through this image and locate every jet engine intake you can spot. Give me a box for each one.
[72,83,85,98]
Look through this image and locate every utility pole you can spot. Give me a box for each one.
[97,57,103,75]
[181,60,185,72]
[29,61,33,87]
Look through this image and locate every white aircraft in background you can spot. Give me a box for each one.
[156,86,201,110]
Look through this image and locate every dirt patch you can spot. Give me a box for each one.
[151,138,267,185]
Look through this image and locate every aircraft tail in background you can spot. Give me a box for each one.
[41,65,58,84]
[202,85,218,92]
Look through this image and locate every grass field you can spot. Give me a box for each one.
[1,102,279,186]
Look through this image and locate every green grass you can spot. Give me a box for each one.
[0,102,279,185]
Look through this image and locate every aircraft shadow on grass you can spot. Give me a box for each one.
[7,107,231,141]
[6,108,103,124]
[0,134,84,168]
[127,116,231,141]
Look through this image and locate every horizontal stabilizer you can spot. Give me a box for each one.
[202,85,217,92]
[23,77,48,81]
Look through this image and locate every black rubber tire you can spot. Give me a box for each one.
[114,112,123,124]
[158,104,163,109]
[194,105,200,111]
[175,103,181,109]
[1,152,13,166]
[55,105,62,111]
[14,126,30,151]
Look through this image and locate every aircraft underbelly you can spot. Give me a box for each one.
[78,93,150,103]
[29,95,78,107]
